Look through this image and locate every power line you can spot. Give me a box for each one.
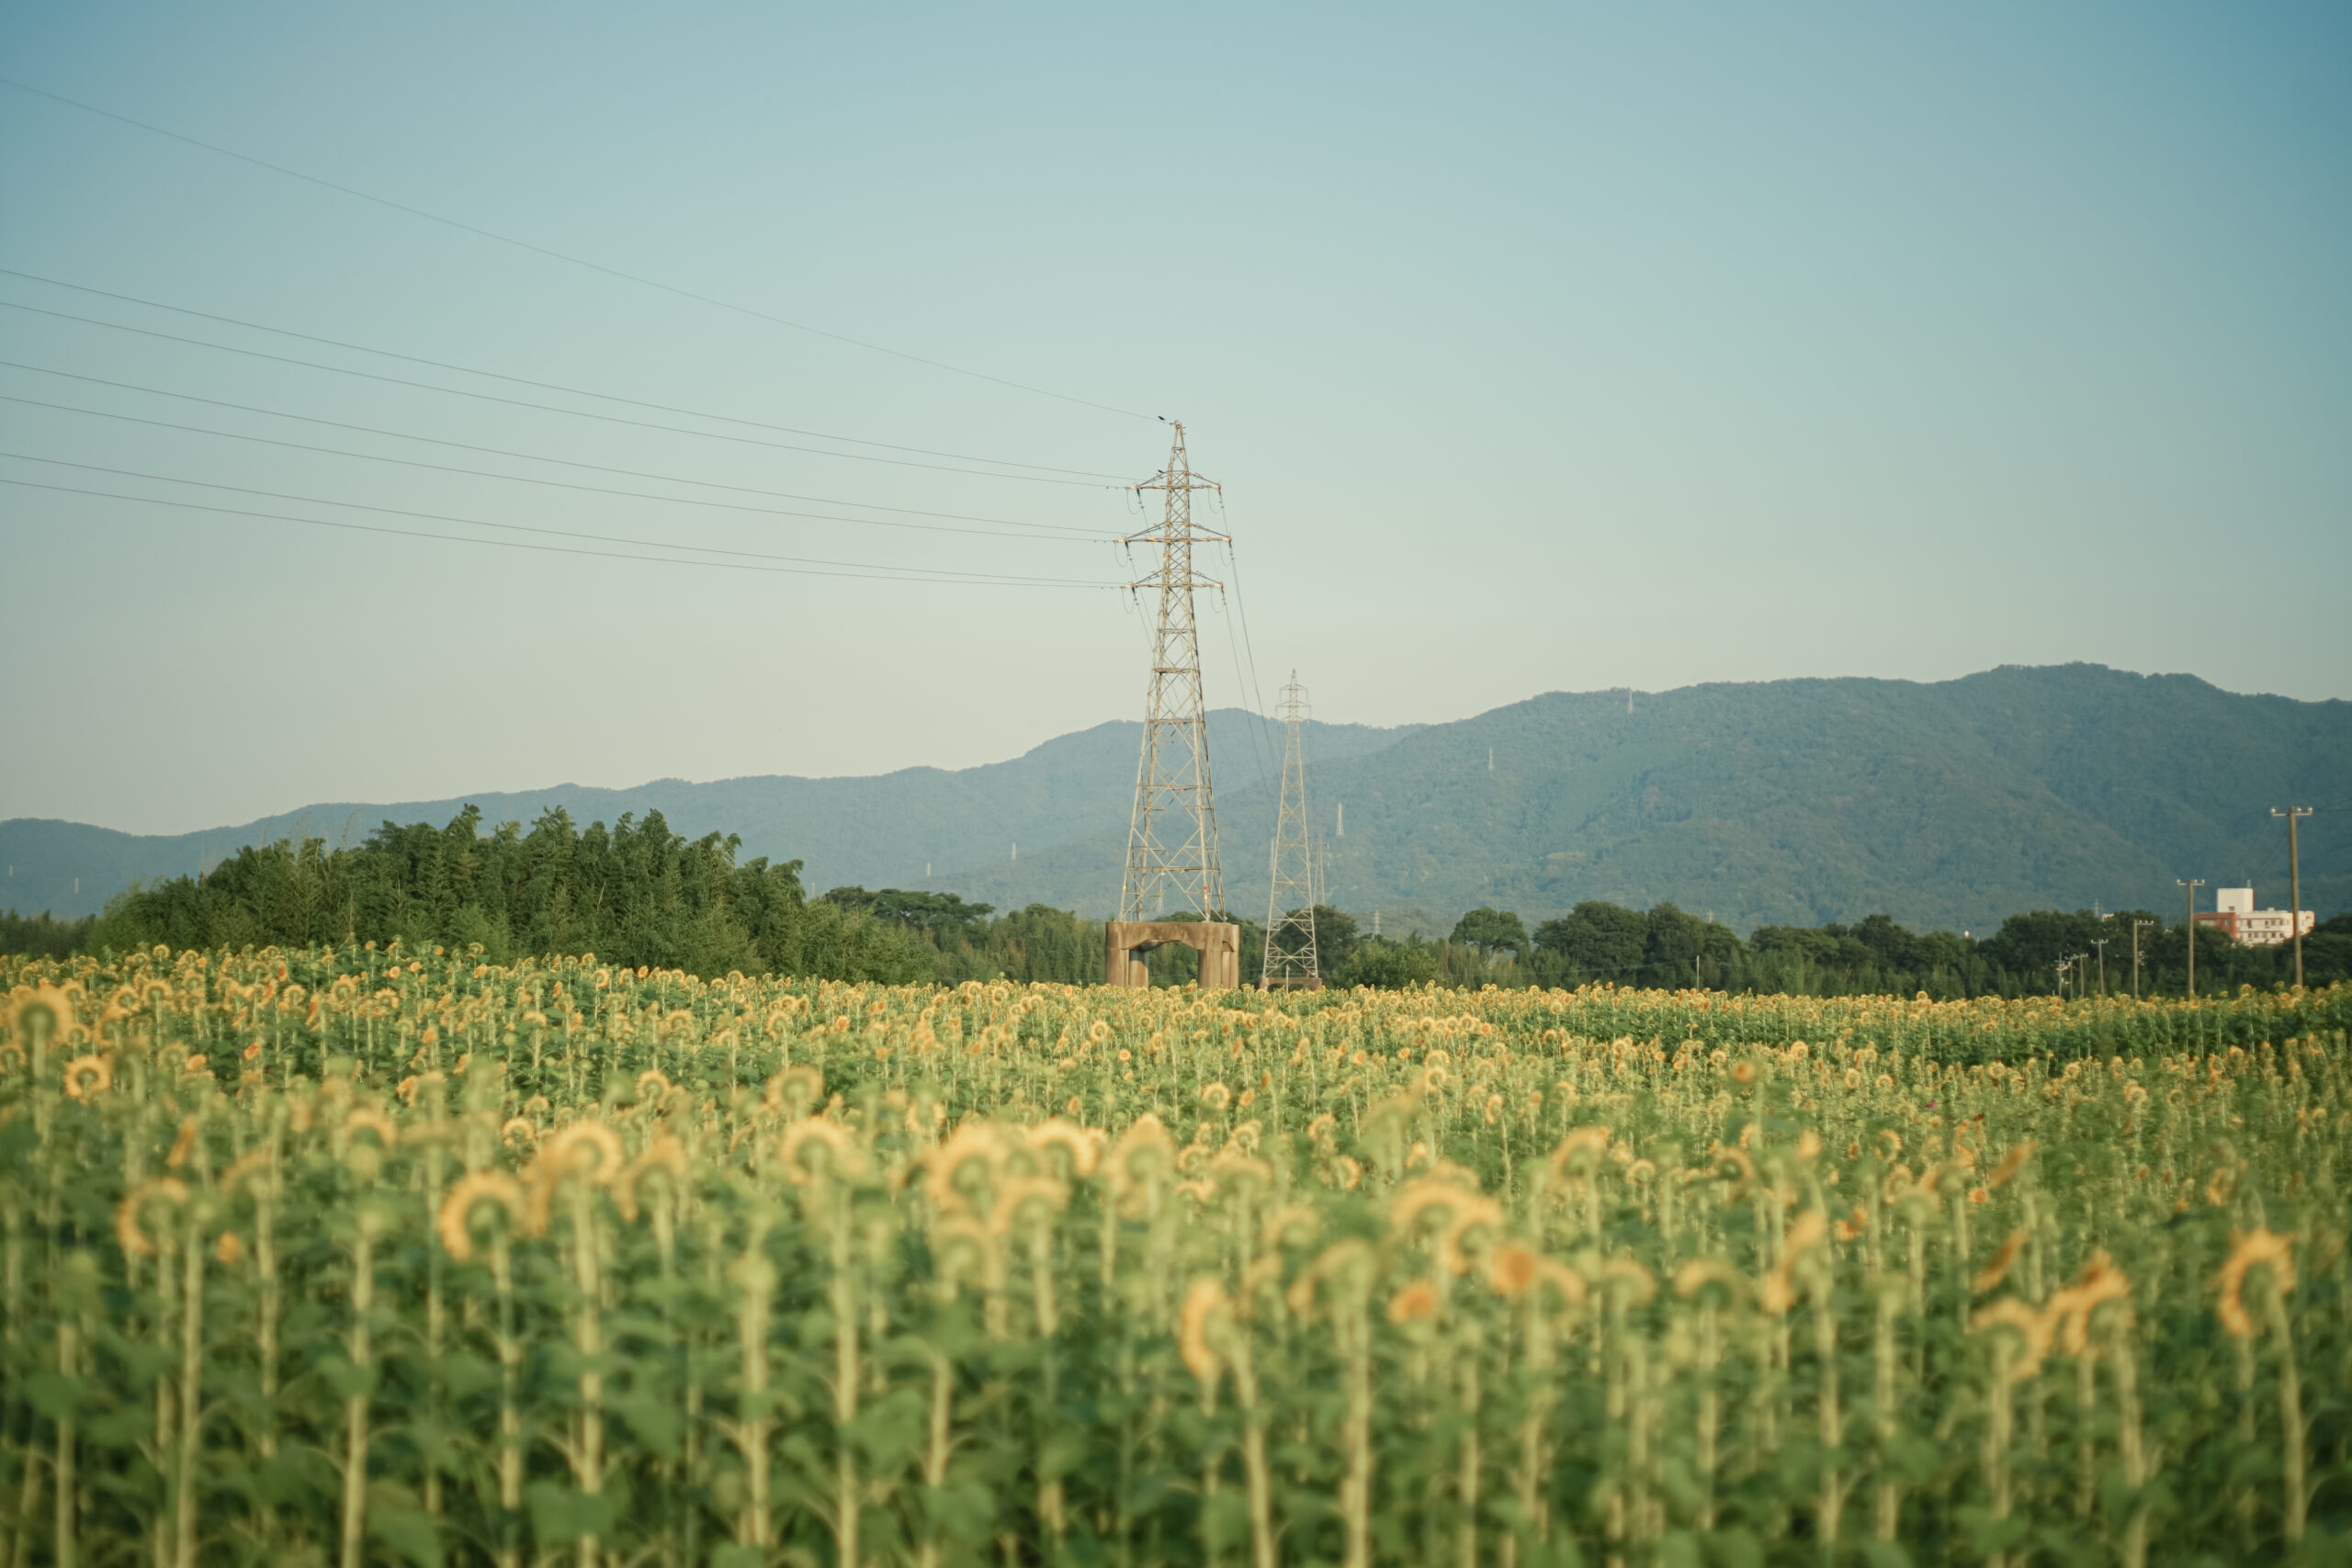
[0,76,1155,422]
[0,475,1112,589]
[0,296,1128,486]
[0,269,1134,478]
[0,382,1114,541]
[1210,494,1281,797]
[1218,537,1276,727]
[0,451,1113,583]
[1203,525,1283,848]
[1210,580,1277,811]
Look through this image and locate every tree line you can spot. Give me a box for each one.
[804,890,2348,998]
[6,807,2345,996]
[1428,899,2352,998]
[14,808,933,982]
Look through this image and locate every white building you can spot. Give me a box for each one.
[2194,886,2315,946]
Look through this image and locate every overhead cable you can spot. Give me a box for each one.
[0,394,1105,545]
[0,77,1154,422]
[0,451,1115,583]
[0,297,1126,486]
[0,476,1114,589]
[1213,495,1279,737]
[0,269,1135,478]
[0,371,1114,539]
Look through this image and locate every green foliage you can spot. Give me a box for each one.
[1336,935,1441,988]
[1535,901,1651,980]
[55,827,2352,1001]
[1450,906,1530,955]
[0,908,95,959]
[820,886,996,937]
[84,807,930,983]
[1303,905,1361,974]
[931,903,1107,985]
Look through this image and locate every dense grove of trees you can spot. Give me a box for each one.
[6,807,2346,996]
[0,909,94,961]
[39,808,932,982]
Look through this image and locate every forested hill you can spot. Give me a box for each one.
[937,664,2350,934]
[5,664,2344,936]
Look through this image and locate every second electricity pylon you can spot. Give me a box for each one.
[1118,421,1229,923]
[1261,671,1322,989]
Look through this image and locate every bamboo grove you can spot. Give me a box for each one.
[2,945,2347,1567]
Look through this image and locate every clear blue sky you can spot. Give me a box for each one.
[3,3,2346,834]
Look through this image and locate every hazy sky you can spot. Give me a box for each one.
[4,3,2346,835]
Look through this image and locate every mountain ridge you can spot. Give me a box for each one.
[6,664,2343,934]
[0,711,1414,919]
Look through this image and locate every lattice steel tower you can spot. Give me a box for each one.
[1119,422,1228,921]
[1261,671,1321,989]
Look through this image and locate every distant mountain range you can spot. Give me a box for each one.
[5,664,2344,936]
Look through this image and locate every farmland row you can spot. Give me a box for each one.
[1,944,2345,1567]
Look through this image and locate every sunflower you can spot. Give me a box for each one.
[613,1136,691,1221]
[6,983,80,1047]
[1180,1277,1232,1382]
[1674,1258,1747,1303]
[1972,1228,2029,1295]
[1487,1244,1539,1296]
[1987,1140,2037,1190]
[2048,1251,2133,1355]
[437,1173,528,1262]
[115,1177,190,1258]
[2214,1227,2295,1339]
[61,1054,112,1101]
[1970,1296,2055,1382]
[778,1117,868,1188]
[1385,1280,1440,1325]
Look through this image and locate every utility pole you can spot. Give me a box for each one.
[1261,672,1322,990]
[2054,956,2071,998]
[2089,937,2109,997]
[2131,918,2155,998]
[2273,806,2314,987]
[1119,422,1227,927]
[2177,878,2205,999]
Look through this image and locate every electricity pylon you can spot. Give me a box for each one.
[1119,422,1228,921]
[1260,671,1321,988]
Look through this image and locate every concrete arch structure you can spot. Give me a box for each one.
[1104,920,1241,989]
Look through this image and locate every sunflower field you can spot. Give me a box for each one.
[2,943,2347,1568]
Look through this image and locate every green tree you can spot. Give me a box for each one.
[839,887,996,937]
[0,909,97,959]
[1532,902,1648,982]
[1643,902,1741,986]
[1450,907,1530,956]
[1303,905,1361,974]
[88,807,930,982]
[1338,936,1439,988]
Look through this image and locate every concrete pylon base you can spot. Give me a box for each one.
[1105,920,1242,989]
